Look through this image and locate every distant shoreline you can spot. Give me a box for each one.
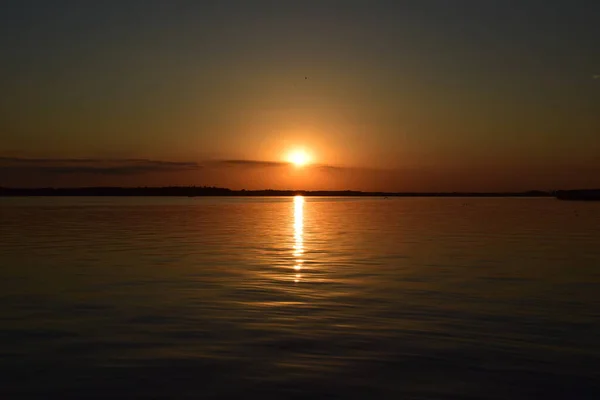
[0,187,553,197]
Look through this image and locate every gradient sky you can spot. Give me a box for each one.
[1,0,599,191]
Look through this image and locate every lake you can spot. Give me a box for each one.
[1,196,599,399]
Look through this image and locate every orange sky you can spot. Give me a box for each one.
[1,1,599,191]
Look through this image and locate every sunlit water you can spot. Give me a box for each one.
[1,196,599,399]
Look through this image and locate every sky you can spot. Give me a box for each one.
[1,0,599,191]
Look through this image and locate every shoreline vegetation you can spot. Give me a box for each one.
[0,187,598,199]
[0,186,554,197]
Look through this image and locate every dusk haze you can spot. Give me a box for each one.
[2,0,599,191]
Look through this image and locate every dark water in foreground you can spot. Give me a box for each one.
[1,197,599,399]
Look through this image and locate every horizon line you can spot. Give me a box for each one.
[0,186,566,197]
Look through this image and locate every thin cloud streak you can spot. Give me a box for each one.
[0,157,202,175]
[0,156,354,175]
[212,159,353,170]
[215,159,287,167]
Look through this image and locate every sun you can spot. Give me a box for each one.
[287,149,311,167]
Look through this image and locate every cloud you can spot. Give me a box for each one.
[314,164,347,171]
[0,157,202,175]
[212,159,351,171]
[0,156,356,180]
[216,159,287,167]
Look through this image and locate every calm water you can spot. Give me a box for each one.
[1,197,599,399]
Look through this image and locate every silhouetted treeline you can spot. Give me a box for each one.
[0,186,232,197]
[555,189,600,201]
[0,186,553,197]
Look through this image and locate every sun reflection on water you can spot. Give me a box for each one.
[293,195,304,282]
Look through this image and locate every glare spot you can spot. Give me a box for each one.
[287,150,311,167]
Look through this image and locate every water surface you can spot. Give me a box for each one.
[1,197,599,398]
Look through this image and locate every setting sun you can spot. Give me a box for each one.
[287,149,311,167]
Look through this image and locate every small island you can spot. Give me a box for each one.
[555,189,600,201]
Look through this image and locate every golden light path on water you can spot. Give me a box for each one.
[293,195,304,283]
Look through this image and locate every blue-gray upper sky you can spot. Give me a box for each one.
[1,0,599,190]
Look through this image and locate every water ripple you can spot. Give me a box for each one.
[0,197,599,398]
